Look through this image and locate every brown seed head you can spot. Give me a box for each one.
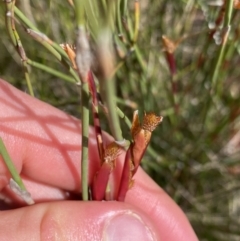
[142,112,163,132]
[104,142,123,164]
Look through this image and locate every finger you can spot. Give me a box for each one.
[0,175,72,208]
[125,168,199,241]
[0,79,114,192]
[0,171,198,241]
[0,201,161,241]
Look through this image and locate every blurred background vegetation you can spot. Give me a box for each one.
[1,0,240,240]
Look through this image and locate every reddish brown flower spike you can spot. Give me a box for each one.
[131,111,162,170]
[117,111,163,201]
[92,142,124,201]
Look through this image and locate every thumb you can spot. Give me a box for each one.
[0,201,160,241]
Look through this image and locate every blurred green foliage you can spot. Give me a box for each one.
[1,0,240,240]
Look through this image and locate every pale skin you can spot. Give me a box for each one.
[0,79,199,241]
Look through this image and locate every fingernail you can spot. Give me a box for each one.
[103,211,156,241]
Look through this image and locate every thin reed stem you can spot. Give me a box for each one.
[74,0,91,201]
[80,81,90,201]
[0,138,26,191]
[104,77,123,141]
[27,59,76,83]
[5,0,34,96]
[212,0,234,93]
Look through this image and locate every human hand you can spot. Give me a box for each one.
[0,79,198,241]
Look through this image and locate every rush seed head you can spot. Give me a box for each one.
[142,112,163,132]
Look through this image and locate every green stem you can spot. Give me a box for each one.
[74,0,90,201]
[14,6,38,31]
[27,59,76,83]
[104,77,123,141]
[80,82,90,201]
[5,0,34,96]
[133,44,147,72]
[14,7,75,63]
[0,138,26,191]
[97,27,123,141]
[5,1,16,46]
[116,106,132,128]
[117,0,123,33]
[212,0,234,92]
[14,7,80,83]
[224,0,234,27]
[26,29,79,83]
[201,0,234,128]
[23,61,34,96]
[74,0,85,27]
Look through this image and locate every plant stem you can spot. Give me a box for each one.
[80,81,90,201]
[14,6,38,31]
[14,7,80,83]
[201,0,234,128]
[97,24,124,141]
[27,59,76,83]
[0,138,34,205]
[14,7,76,63]
[0,138,26,191]
[104,77,123,141]
[74,0,85,26]
[23,61,34,96]
[133,0,140,43]
[212,0,234,93]
[26,29,80,83]
[5,0,34,96]
[74,0,90,201]
[116,106,132,128]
